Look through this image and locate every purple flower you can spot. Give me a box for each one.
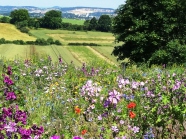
[50,135,60,139]
[19,127,32,138]
[2,107,13,118]
[59,57,62,63]
[4,122,17,132]
[103,100,111,108]
[7,66,12,75]
[146,91,155,97]
[6,92,16,100]
[73,136,82,139]
[108,90,121,104]
[31,125,44,135]
[3,76,13,85]
[98,115,102,120]
[15,110,27,125]
[120,120,124,125]
[101,112,108,117]
[111,125,119,133]
[132,126,140,133]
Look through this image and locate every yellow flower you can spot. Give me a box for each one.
[55,82,59,86]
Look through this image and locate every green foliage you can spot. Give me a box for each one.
[0,38,6,44]
[68,42,100,46]
[41,10,62,29]
[83,20,90,30]
[12,40,25,45]
[112,0,186,65]
[0,37,61,46]
[47,37,55,44]
[150,39,186,65]
[28,18,40,29]
[54,40,62,45]
[61,22,84,31]
[15,20,28,29]
[10,9,29,24]
[97,15,112,32]
[19,27,29,33]
[88,17,98,31]
[0,16,10,23]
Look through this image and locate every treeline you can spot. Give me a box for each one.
[0,9,112,32]
[61,15,112,32]
[68,42,101,46]
[0,38,62,45]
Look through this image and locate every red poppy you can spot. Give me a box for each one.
[81,129,87,135]
[75,106,81,114]
[129,111,136,118]
[127,102,136,109]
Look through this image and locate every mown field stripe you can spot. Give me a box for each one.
[86,46,117,66]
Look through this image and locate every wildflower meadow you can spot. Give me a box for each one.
[0,57,186,139]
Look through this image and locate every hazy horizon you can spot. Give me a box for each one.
[0,0,126,9]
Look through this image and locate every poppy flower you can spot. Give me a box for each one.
[81,129,87,135]
[129,111,136,118]
[127,102,136,109]
[75,106,81,114]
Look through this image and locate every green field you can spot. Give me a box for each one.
[0,44,82,66]
[62,18,85,25]
[0,23,120,66]
[91,46,119,64]
[30,29,115,46]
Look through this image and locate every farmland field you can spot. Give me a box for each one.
[30,29,115,46]
[91,46,119,64]
[0,44,82,66]
[0,24,120,66]
[0,23,36,41]
[62,18,85,25]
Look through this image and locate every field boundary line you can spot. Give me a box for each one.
[66,47,83,64]
[87,46,117,66]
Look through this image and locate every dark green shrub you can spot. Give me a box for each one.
[35,38,48,45]
[68,42,100,46]
[54,40,62,45]
[0,38,6,44]
[20,27,29,33]
[26,41,35,45]
[47,37,54,44]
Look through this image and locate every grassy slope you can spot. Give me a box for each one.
[62,18,85,25]
[0,23,36,41]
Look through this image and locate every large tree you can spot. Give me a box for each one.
[10,9,29,24]
[88,17,98,31]
[97,15,112,32]
[112,0,186,65]
[42,10,62,29]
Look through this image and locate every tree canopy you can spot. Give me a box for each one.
[97,15,112,32]
[10,9,29,24]
[41,10,62,29]
[112,0,186,65]
[88,17,98,31]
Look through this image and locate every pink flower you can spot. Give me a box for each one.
[50,135,60,139]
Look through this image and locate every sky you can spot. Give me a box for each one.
[0,0,125,9]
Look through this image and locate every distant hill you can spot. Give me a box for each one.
[0,6,116,19]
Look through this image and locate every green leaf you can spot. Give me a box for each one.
[162,95,169,105]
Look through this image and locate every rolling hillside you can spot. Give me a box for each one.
[0,23,36,41]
